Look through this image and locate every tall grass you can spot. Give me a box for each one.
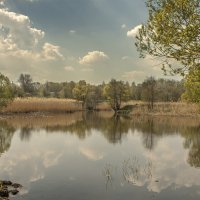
[131,102,200,117]
[1,98,199,117]
[2,98,82,113]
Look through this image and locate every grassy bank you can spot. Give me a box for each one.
[1,98,111,114]
[1,98,82,114]
[130,102,200,117]
[0,98,199,117]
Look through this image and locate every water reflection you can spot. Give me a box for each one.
[0,113,200,199]
[0,121,15,156]
[0,113,200,167]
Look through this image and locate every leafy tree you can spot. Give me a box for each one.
[182,67,200,103]
[18,74,34,95]
[104,79,130,112]
[156,79,184,101]
[136,0,200,75]
[141,77,156,109]
[72,80,89,109]
[0,73,13,108]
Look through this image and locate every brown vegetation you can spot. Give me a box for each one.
[0,98,199,118]
[1,98,112,114]
[131,102,200,117]
[1,98,82,114]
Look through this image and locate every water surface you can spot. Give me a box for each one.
[0,113,200,200]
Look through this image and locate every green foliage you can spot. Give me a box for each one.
[72,80,89,108]
[18,74,34,95]
[104,79,130,112]
[0,73,13,109]
[141,77,156,109]
[136,0,200,75]
[182,66,200,103]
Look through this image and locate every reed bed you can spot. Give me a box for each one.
[1,98,199,117]
[2,98,82,113]
[131,102,200,117]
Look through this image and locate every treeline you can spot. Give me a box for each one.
[10,74,185,111]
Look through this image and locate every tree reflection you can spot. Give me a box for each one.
[0,113,200,169]
[20,127,33,141]
[181,126,200,168]
[0,121,15,155]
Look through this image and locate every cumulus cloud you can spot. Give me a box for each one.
[0,9,44,49]
[0,7,63,62]
[127,24,142,38]
[41,43,63,60]
[79,51,109,65]
[64,66,74,71]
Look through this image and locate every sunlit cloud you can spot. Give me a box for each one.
[41,43,63,60]
[0,7,63,61]
[79,51,109,65]
[127,24,142,38]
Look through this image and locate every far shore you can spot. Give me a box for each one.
[0,98,199,118]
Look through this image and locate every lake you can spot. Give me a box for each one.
[0,112,200,200]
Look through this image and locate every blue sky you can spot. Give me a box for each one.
[0,0,179,83]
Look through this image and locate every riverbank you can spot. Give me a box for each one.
[130,102,200,118]
[0,98,199,118]
[1,98,111,114]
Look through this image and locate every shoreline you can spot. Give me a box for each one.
[0,98,199,119]
[0,110,199,120]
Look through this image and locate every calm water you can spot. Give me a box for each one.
[0,112,200,200]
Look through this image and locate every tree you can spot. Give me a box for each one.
[141,77,156,109]
[104,79,130,112]
[18,74,34,95]
[136,0,200,75]
[72,80,89,109]
[0,73,13,109]
[182,66,200,103]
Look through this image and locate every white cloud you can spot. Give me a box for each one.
[64,66,74,71]
[121,24,126,29]
[69,30,76,34]
[79,51,109,65]
[127,24,142,38]
[0,7,63,62]
[0,8,45,49]
[122,70,145,79]
[40,43,63,61]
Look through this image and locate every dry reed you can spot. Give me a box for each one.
[2,98,82,113]
[1,98,200,117]
[131,102,200,117]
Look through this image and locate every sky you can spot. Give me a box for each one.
[0,0,180,84]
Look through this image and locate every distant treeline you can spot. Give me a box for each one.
[10,74,184,110]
